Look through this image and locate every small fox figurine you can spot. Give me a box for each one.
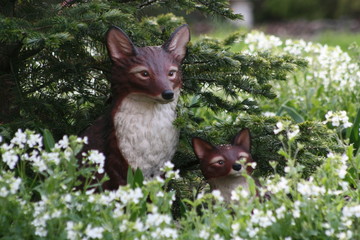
[80,25,190,190]
[192,128,257,202]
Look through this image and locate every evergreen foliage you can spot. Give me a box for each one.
[0,0,338,179]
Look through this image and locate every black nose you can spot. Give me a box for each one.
[162,90,174,100]
[232,163,242,171]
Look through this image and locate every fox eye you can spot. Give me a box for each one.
[217,160,225,165]
[140,71,150,77]
[168,70,176,77]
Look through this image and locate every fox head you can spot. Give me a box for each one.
[192,128,255,180]
[105,25,190,103]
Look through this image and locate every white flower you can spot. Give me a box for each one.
[250,209,276,228]
[28,133,43,148]
[133,219,146,232]
[197,191,205,200]
[42,152,60,165]
[161,227,178,239]
[342,205,360,218]
[66,221,81,240]
[297,181,326,197]
[274,122,284,134]
[87,150,105,174]
[0,187,9,197]
[231,223,240,235]
[11,129,27,148]
[55,135,69,149]
[287,125,300,140]
[213,233,224,240]
[146,212,171,227]
[212,190,224,202]
[2,150,19,169]
[9,177,21,194]
[323,111,353,128]
[249,162,257,169]
[275,206,286,219]
[263,111,276,117]
[292,201,301,218]
[231,190,240,201]
[325,228,335,237]
[85,225,104,239]
[156,191,164,198]
[165,168,180,180]
[246,226,259,238]
[266,177,289,194]
[162,161,174,170]
[199,228,210,239]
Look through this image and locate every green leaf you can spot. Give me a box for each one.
[246,175,257,196]
[278,105,304,123]
[133,168,144,187]
[350,108,360,153]
[42,129,55,152]
[127,167,134,188]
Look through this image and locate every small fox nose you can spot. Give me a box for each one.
[232,163,242,171]
[162,90,174,100]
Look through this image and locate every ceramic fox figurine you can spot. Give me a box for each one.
[192,128,257,202]
[80,25,190,190]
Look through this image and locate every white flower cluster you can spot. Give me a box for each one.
[244,31,282,54]
[327,152,349,180]
[212,189,224,202]
[10,129,43,149]
[160,161,180,180]
[1,129,43,170]
[31,197,63,237]
[342,205,360,218]
[323,111,353,128]
[250,209,276,228]
[88,186,144,206]
[231,187,250,202]
[264,177,290,194]
[297,180,326,197]
[66,221,105,240]
[84,150,105,174]
[273,121,300,140]
[244,31,360,91]
[0,172,22,197]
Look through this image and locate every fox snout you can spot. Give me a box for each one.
[161,90,174,100]
[232,163,242,171]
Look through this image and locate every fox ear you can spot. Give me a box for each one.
[162,24,190,62]
[233,128,251,152]
[106,26,137,62]
[192,137,215,160]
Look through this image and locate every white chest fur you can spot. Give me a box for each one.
[113,91,180,179]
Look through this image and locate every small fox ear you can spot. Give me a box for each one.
[106,26,137,62]
[192,137,215,160]
[233,128,251,152]
[162,24,190,62]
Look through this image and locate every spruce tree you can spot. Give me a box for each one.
[0,0,340,178]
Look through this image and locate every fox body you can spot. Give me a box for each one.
[81,25,190,190]
[192,129,256,202]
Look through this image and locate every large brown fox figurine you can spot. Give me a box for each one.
[81,25,190,190]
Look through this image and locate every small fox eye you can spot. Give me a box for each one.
[141,71,149,77]
[217,160,225,165]
[168,70,176,77]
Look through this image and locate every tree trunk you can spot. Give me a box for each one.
[0,43,22,123]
